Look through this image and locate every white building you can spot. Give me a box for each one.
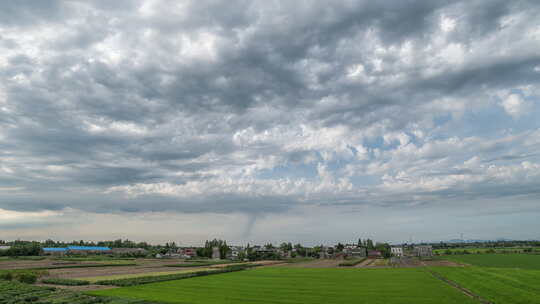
[413,245,433,257]
[391,246,403,257]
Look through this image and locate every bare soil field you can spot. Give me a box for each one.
[276,259,344,268]
[0,259,115,270]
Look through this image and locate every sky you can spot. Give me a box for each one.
[1,0,540,246]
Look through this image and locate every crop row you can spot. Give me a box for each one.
[41,277,90,286]
[0,279,154,303]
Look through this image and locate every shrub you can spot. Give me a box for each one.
[0,270,46,284]
[17,273,38,284]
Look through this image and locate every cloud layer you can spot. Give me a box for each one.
[1,0,540,243]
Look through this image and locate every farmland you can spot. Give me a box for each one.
[430,266,540,304]
[441,253,540,269]
[433,247,540,255]
[0,279,148,303]
[89,267,478,304]
[78,268,213,283]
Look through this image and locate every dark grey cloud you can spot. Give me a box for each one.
[0,0,539,227]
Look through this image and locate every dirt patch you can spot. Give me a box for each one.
[388,257,463,268]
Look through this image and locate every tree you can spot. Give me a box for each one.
[375,242,391,258]
[366,239,375,250]
[335,243,345,252]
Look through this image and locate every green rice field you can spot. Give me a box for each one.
[88,267,478,304]
[442,253,540,269]
[431,266,540,304]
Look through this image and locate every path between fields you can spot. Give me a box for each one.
[422,264,492,304]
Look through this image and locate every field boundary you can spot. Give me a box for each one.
[425,268,492,304]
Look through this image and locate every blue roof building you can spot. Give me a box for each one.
[67,246,111,251]
[43,248,67,252]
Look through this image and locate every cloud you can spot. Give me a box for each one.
[500,93,530,118]
[0,0,540,242]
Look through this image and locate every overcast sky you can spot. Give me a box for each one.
[1,0,540,246]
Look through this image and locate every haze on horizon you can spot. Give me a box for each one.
[1,1,540,246]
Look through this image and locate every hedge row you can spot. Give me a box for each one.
[41,278,90,286]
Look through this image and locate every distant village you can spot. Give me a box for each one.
[0,238,436,260]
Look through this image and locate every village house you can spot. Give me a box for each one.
[391,246,404,257]
[350,247,367,257]
[368,250,383,258]
[227,246,244,260]
[212,246,221,259]
[413,245,433,257]
[111,248,148,256]
[177,247,197,259]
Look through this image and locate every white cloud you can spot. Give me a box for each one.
[500,93,530,118]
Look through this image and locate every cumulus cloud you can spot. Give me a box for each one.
[1,0,540,242]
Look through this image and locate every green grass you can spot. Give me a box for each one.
[88,267,478,304]
[78,268,213,283]
[431,266,540,304]
[442,253,540,269]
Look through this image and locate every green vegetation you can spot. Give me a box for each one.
[41,278,90,286]
[93,266,251,287]
[0,279,153,303]
[431,266,540,304]
[442,253,540,269]
[0,269,47,284]
[89,267,477,304]
[338,257,366,266]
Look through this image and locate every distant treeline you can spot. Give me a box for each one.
[422,240,540,249]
